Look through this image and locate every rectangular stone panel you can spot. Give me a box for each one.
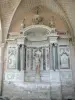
[5,70,24,82]
[50,83,62,100]
[50,71,60,83]
[7,44,18,69]
[25,71,36,82]
[40,71,50,82]
[60,70,74,99]
[50,71,62,100]
[59,46,70,69]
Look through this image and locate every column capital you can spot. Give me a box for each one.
[48,35,59,44]
[16,35,26,45]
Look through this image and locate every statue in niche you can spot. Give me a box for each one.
[60,53,70,69]
[32,15,43,24]
[20,18,26,29]
[34,48,42,81]
[34,48,42,72]
[49,16,55,28]
[32,6,43,24]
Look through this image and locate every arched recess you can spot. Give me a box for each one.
[9,0,73,40]
[9,8,70,37]
[8,0,73,37]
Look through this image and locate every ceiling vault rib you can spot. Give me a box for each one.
[8,0,22,35]
[54,0,74,42]
[0,2,4,43]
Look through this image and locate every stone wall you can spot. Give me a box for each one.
[3,70,74,100]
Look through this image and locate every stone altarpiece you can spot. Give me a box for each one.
[4,25,74,100]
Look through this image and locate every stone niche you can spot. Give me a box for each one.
[4,25,74,100]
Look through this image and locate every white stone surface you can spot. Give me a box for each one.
[4,25,74,99]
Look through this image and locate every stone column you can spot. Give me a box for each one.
[52,43,56,71]
[48,37,53,70]
[49,44,53,70]
[17,36,26,71]
[50,43,58,71]
[48,32,58,70]
[31,48,33,70]
[17,45,21,71]
[43,48,46,70]
[24,45,26,70]
[20,44,25,71]
[55,44,58,69]
[17,36,26,82]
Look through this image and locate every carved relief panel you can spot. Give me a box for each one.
[7,45,18,69]
[59,46,70,69]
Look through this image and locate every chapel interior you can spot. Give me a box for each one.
[0,0,75,100]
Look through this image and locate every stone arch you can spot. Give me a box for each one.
[8,0,73,39]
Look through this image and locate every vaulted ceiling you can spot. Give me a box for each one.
[0,0,75,42]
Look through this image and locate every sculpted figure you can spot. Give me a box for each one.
[34,48,42,81]
[21,18,26,29]
[34,49,42,73]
